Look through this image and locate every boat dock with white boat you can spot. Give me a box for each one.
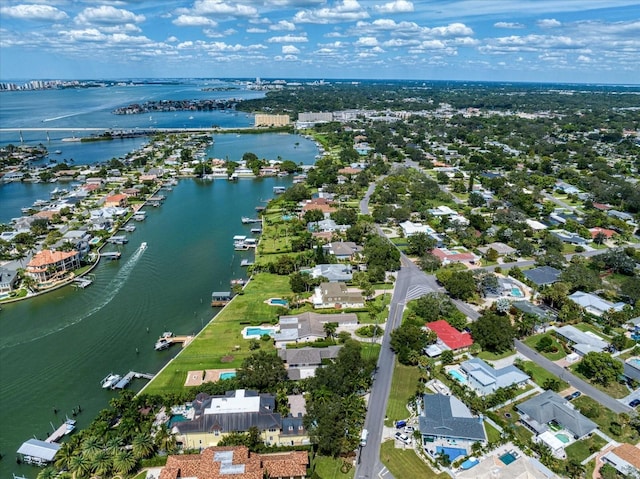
[101,373,122,389]
[241,217,261,224]
[106,235,128,244]
[100,252,121,260]
[120,224,136,232]
[72,277,93,288]
[112,371,155,389]
[154,332,193,350]
[45,418,76,443]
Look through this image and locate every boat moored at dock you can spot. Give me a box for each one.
[211,291,233,307]
[100,373,122,389]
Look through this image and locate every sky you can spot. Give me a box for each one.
[1,0,639,84]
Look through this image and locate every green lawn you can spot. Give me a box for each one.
[518,361,569,390]
[380,440,448,479]
[573,395,640,443]
[573,322,610,339]
[484,421,502,444]
[565,435,607,463]
[568,364,629,399]
[523,333,567,361]
[491,403,534,444]
[313,456,355,479]
[142,273,291,395]
[477,349,517,361]
[385,360,421,426]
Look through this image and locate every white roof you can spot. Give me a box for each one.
[526,219,548,230]
[538,431,566,452]
[205,389,260,414]
[17,439,60,461]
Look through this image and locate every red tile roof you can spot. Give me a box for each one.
[426,320,474,350]
[27,249,78,268]
[589,227,616,239]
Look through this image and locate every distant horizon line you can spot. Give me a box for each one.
[1,77,639,88]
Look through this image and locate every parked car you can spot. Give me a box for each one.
[629,399,640,408]
[404,426,415,434]
[394,432,411,445]
[395,420,407,429]
[571,391,582,399]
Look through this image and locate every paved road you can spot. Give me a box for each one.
[515,339,632,414]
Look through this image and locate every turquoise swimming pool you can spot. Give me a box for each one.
[499,452,517,465]
[246,327,276,337]
[449,369,467,383]
[556,433,570,444]
[220,372,236,380]
[511,288,524,297]
[268,298,289,306]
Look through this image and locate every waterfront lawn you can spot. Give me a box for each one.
[143,273,291,395]
[523,333,566,361]
[385,359,421,426]
[380,441,448,479]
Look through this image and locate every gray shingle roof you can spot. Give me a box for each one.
[418,394,486,442]
[523,266,561,286]
[461,357,529,389]
[517,390,597,438]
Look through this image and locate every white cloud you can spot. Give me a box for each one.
[190,0,257,18]
[267,34,308,43]
[537,18,562,28]
[430,23,473,37]
[166,36,179,43]
[577,55,592,63]
[100,24,142,34]
[294,0,369,24]
[274,54,299,61]
[173,15,218,27]
[59,28,105,42]
[282,44,300,54]
[494,22,525,29]
[76,6,145,25]
[375,0,414,13]
[356,36,379,47]
[270,20,296,31]
[0,4,68,21]
[247,27,267,33]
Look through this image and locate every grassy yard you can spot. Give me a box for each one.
[477,349,518,361]
[568,364,630,399]
[518,360,569,390]
[380,441,448,479]
[143,273,290,395]
[313,456,355,479]
[573,395,640,443]
[523,333,567,361]
[573,322,610,339]
[484,421,502,444]
[565,435,607,463]
[385,360,421,426]
[491,403,534,445]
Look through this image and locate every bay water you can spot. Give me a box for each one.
[0,82,317,478]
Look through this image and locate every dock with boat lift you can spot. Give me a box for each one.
[100,251,122,260]
[106,235,128,244]
[45,418,76,443]
[72,277,93,288]
[112,371,155,390]
[120,224,136,232]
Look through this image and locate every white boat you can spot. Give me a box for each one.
[140,242,147,250]
[64,418,77,435]
[54,150,62,154]
[101,373,121,389]
[155,332,173,351]
[189,116,194,120]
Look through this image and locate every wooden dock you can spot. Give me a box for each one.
[45,419,75,443]
[112,371,155,390]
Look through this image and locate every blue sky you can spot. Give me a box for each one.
[1,0,639,84]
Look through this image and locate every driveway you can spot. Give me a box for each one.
[515,339,632,414]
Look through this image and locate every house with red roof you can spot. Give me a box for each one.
[426,320,474,351]
[431,247,479,266]
[104,193,128,208]
[589,227,616,240]
[26,249,80,283]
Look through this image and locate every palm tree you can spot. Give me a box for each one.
[112,450,137,476]
[81,436,103,459]
[105,436,124,456]
[154,424,177,454]
[55,441,77,470]
[37,466,58,479]
[91,450,112,478]
[69,453,91,479]
[132,433,155,459]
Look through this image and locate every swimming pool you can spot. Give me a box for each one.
[246,327,276,337]
[630,358,640,368]
[511,287,524,297]
[436,446,467,461]
[220,372,237,380]
[282,215,293,220]
[556,433,571,444]
[499,452,517,465]
[267,298,289,306]
[168,414,189,428]
[449,369,467,383]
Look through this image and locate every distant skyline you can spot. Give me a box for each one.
[1,1,639,84]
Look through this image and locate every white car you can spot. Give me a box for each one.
[394,432,411,445]
[404,426,415,434]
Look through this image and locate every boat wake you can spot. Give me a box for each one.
[0,247,146,350]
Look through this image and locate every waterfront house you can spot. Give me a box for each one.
[307,218,349,234]
[419,393,486,461]
[459,357,530,396]
[104,193,128,208]
[567,291,626,317]
[171,390,308,448]
[26,249,80,283]
[274,312,357,347]
[300,198,336,217]
[158,445,307,479]
[0,266,18,295]
[312,282,364,309]
[277,345,342,379]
